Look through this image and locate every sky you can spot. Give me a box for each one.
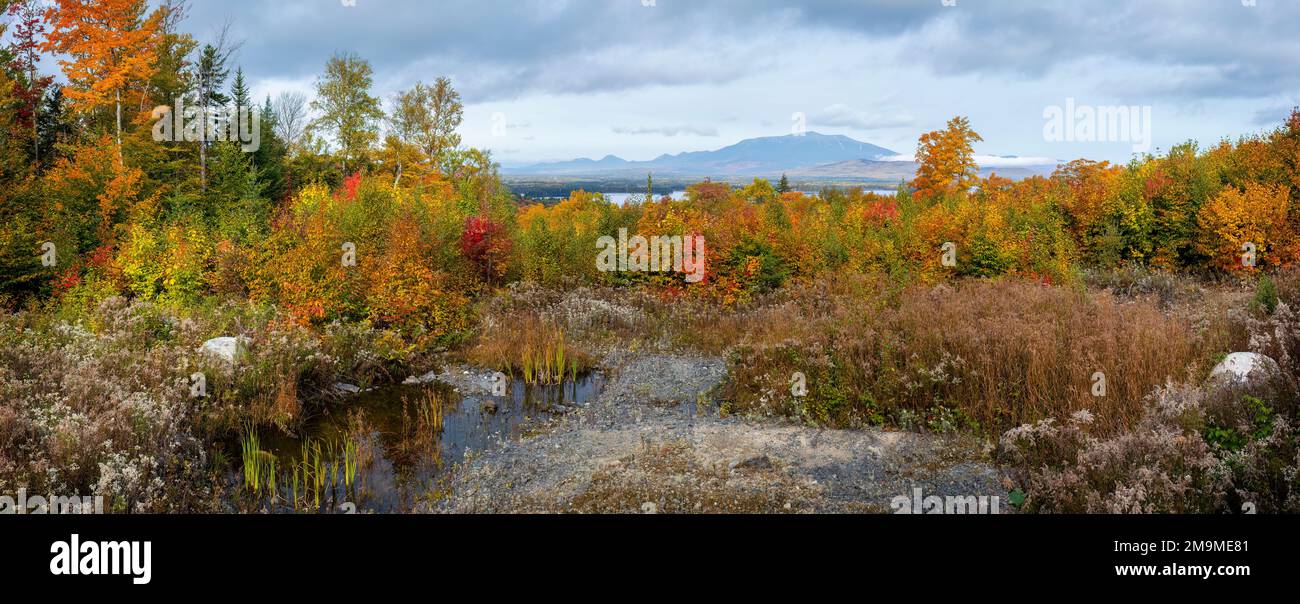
[168,0,1299,166]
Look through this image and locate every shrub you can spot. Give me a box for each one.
[999,387,1226,513]
[1253,273,1279,315]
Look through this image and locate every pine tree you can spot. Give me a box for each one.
[37,88,73,168]
[253,95,287,203]
[230,67,249,111]
[192,43,231,188]
[777,173,791,194]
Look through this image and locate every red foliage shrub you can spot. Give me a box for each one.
[460,214,511,283]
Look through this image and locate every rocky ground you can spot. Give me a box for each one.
[428,353,1008,513]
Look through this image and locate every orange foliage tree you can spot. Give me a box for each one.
[912,116,983,200]
[44,135,153,250]
[43,0,162,155]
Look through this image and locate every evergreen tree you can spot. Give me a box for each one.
[777,173,791,194]
[230,66,250,111]
[252,95,288,203]
[192,42,232,188]
[36,88,73,169]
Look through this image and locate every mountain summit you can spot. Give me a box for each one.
[505,132,898,177]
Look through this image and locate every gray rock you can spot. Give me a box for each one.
[333,382,362,394]
[403,371,439,385]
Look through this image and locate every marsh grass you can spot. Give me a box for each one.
[467,314,594,385]
[383,388,448,474]
[238,426,364,512]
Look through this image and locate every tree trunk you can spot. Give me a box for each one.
[115,88,123,164]
[199,112,207,190]
[30,66,39,165]
[199,79,208,190]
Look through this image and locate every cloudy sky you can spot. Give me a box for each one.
[176,0,1298,166]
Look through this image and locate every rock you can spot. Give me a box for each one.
[333,382,362,395]
[482,400,499,414]
[640,502,658,514]
[403,371,439,385]
[735,455,774,471]
[199,336,249,364]
[1209,352,1281,391]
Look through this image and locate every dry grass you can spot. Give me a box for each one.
[462,275,1246,436]
[708,275,1244,435]
[464,313,595,384]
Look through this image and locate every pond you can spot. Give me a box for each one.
[227,373,606,513]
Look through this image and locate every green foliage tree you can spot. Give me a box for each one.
[310,52,384,172]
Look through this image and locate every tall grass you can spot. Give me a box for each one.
[468,315,594,385]
[713,276,1244,435]
[238,427,363,512]
[392,389,445,469]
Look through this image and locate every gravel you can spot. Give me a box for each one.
[429,353,1009,514]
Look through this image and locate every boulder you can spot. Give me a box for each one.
[199,336,250,364]
[1209,352,1281,391]
[333,382,362,395]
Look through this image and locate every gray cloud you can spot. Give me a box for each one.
[165,1,1298,164]
[1254,103,1298,127]
[812,104,915,131]
[612,124,719,137]
[186,0,1300,103]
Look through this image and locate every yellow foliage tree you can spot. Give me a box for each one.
[1197,183,1291,271]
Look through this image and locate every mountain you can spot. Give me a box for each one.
[789,159,1058,181]
[504,132,898,178]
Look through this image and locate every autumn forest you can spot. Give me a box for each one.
[2,0,1299,519]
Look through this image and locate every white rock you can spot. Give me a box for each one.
[199,336,249,364]
[1209,352,1281,390]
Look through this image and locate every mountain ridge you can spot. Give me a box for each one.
[504,132,899,177]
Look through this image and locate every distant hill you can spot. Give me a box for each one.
[504,132,898,178]
[503,132,1058,183]
[789,158,1058,181]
